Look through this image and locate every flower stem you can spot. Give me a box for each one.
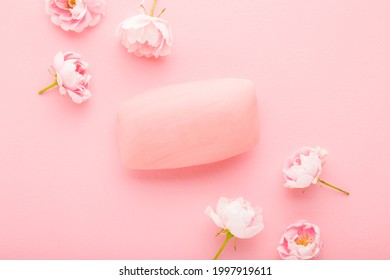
[318,179,349,196]
[139,4,147,14]
[213,231,234,260]
[150,0,157,16]
[157,8,166,17]
[38,80,58,94]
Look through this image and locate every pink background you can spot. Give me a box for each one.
[1,0,390,259]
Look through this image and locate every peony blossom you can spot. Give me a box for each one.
[283,146,349,195]
[39,51,91,104]
[116,0,172,58]
[283,146,327,189]
[277,221,322,260]
[205,197,264,259]
[45,0,106,33]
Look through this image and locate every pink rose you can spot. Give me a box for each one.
[277,221,321,260]
[205,197,264,259]
[283,146,350,195]
[45,0,106,33]
[283,146,327,189]
[116,1,172,58]
[206,197,264,239]
[39,51,91,104]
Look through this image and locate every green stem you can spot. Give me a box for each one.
[38,80,58,94]
[318,179,349,196]
[150,0,157,16]
[157,8,166,17]
[213,232,233,260]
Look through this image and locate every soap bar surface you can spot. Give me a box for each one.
[117,78,259,169]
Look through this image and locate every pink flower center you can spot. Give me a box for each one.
[294,235,312,246]
[68,0,77,8]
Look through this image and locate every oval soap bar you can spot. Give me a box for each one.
[117,78,259,169]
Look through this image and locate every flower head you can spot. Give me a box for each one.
[283,146,327,189]
[116,0,172,58]
[277,221,322,260]
[282,146,350,195]
[39,51,91,104]
[45,0,106,33]
[206,197,264,239]
[205,197,264,259]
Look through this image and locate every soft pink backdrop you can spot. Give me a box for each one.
[1,0,389,259]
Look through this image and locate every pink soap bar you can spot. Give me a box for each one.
[117,78,259,169]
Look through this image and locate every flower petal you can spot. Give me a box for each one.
[205,206,224,229]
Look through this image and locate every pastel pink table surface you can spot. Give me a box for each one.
[1,0,389,259]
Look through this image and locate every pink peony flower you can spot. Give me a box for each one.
[39,51,91,104]
[205,197,264,259]
[45,0,106,33]
[283,146,327,189]
[116,0,172,58]
[277,221,322,260]
[283,146,349,195]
